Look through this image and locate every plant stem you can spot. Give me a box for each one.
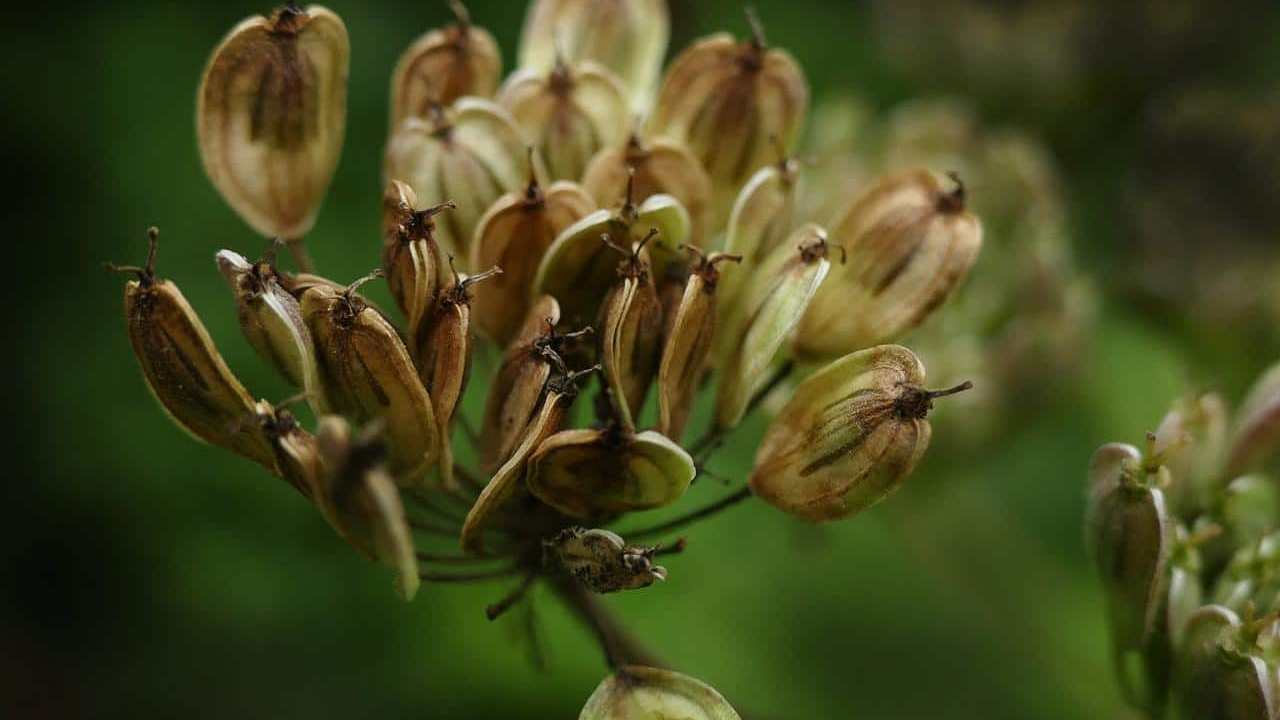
[621,486,754,541]
[285,238,314,274]
[552,576,663,669]
[486,573,538,620]
[419,566,519,583]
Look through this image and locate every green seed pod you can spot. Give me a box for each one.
[380,180,452,342]
[1221,475,1280,553]
[197,4,348,243]
[714,226,832,430]
[1226,360,1280,478]
[384,98,527,261]
[216,249,318,393]
[548,527,666,594]
[717,154,800,317]
[498,59,630,182]
[479,295,564,470]
[579,666,741,720]
[301,274,438,483]
[750,345,969,522]
[471,169,596,345]
[389,0,501,127]
[797,169,983,359]
[598,231,663,432]
[1175,605,1278,720]
[528,429,696,518]
[518,0,669,110]
[110,229,276,473]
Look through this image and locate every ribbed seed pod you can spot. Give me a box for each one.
[380,180,452,341]
[389,0,501,128]
[548,527,666,594]
[498,59,630,182]
[1175,606,1278,720]
[252,399,323,499]
[110,229,276,473]
[197,4,348,245]
[527,428,695,518]
[582,132,713,247]
[579,666,741,720]
[797,169,983,358]
[215,249,317,393]
[598,231,663,432]
[648,13,808,223]
[715,226,832,430]
[384,98,527,261]
[479,296,562,470]
[470,170,596,345]
[1226,360,1280,477]
[717,155,799,315]
[301,274,438,483]
[518,0,669,110]
[750,345,969,522]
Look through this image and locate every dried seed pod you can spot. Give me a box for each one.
[380,180,453,340]
[518,0,669,110]
[797,169,983,358]
[216,248,318,393]
[527,428,695,518]
[548,527,666,594]
[470,170,596,345]
[301,273,438,482]
[579,666,741,720]
[1226,360,1280,478]
[658,249,740,441]
[480,296,563,470]
[582,132,713,247]
[314,416,420,601]
[110,229,276,472]
[251,399,323,499]
[498,59,630,182]
[389,0,501,127]
[648,12,808,223]
[384,98,528,260]
[197,4,348,243]
[598,232,663,432]
[717,154,800,315]
[1175,605,1278,720]
[749,345,970,522]
[714,226,832,430]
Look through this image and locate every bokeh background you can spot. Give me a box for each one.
[8,0,1280,717]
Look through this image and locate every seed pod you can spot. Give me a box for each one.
[749,345,970,522]
[1221,475,1280,552]
[1226,360,1280,478]
[797,169,983,359]
[582,132,713,247]
[648,12,808,223]
[658,249,740,441]
[518,0,669,110]
[480,296,563,470]
[110,229,276,472]
[534,180,690,327]
[579,666,741,720]
[389,0,501,128]
[380,180,453,340]
[384,98,527,260]
[498,59,630,182]
[197,4,348,243]
[1175,605,1278,720]
[470,170,596,345]
[215,248,318,393]
[598,232,663,432]
[714,226,832,430]
[1152,392,1230,517]
[527,428,695,518]
[251,399,323,499]
[717,154,799,315]
[301,273,438,482]
[548,527,666,594]
[314,416,420,601]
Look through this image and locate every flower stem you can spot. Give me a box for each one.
[622,486,754,541]
[552,576,663,669]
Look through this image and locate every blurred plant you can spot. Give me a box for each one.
[1087,360,1280,718]
[107,1,993,714]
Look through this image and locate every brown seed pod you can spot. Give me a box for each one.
[216,248,317,393]
[380,180,454,342]
[470,166,596,345]
[197,4,348,244]
[547,527,667,594]
[251,398,323,499]
[749,345,971,522]
[301,272,438,483]
[797,169,983,359]
[109,229,276,473]
[389,0,502,128]
[598,231,664,432]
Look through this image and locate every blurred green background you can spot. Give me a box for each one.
[8,0,1280,718]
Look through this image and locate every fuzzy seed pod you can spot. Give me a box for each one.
[714,226,832,430]
[380,180,452,341]
[301,274,438,482]
[498,60,630,182]
[1225,360,1280,478]
[582,132,713,247]
[750,345,969,522]
[197,5,348,242]
[548,527,666,594]
[717,155,799,315]
[384,98,528,261]
[389,1,501,128]
[518,0,669,110]
[470,172,596,345]
[1174,606,1277,720]
[598,232,663,432]
[579,666,741,720]
[798,169,983,358]
[216,249,317,393]
[111,230,276,473]
[648,14,808,223]
[527,428,695,518]
[479,296,564,470]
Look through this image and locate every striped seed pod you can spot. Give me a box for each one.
[380,180,453,342]
[598,231,663,432]
[389,0,501,128]
[215,248,317,393]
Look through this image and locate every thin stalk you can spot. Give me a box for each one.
[622,487,754,541]
[285,238,314,274]
[416,550,508,566]
[486,573,538,620]
[551,576,663,669]
[419,566,519,583]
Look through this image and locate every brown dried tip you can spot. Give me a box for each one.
[798,232,842,264]
[105,227,162,286]
[523,147,542,202]
[745,7,768,50]
[443,255,503,305]
[938,171,967,214]
[893,380,974,420]
[400,200,457,242]
[447,0,471,28]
